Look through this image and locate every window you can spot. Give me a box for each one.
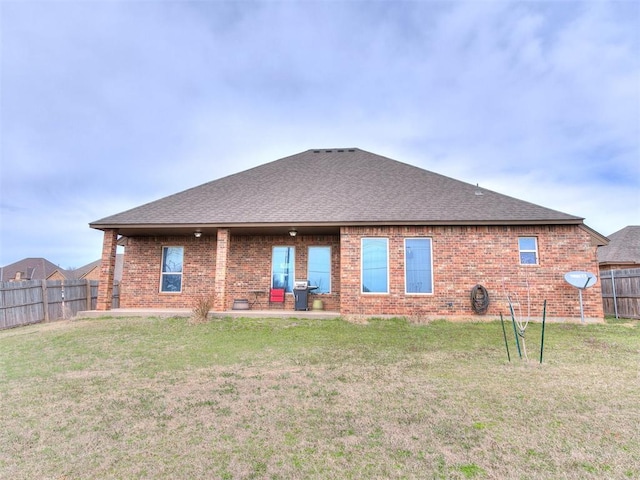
[160,246,183,292]
[405,238,433,294]
[272,246,295,292]
[518,237,538,265]
[308,246,331,293]
[361,238,388,293]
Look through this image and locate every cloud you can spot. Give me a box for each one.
[1,1,638,267]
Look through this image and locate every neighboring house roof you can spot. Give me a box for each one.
[0,256,125,283]
[71,255,124,281]
[91,148,588,236]
[71,259,101,279]
[597,226,640,267]
[0,258,65,281]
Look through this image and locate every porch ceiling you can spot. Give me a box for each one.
[113,224,342,238]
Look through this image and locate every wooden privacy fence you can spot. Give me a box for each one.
[600,268,640,319]
[0,280,120,330]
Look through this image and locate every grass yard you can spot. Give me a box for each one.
[0,316,638,479]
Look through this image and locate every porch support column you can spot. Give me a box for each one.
[96,229,118,311]
[213,228,230,311]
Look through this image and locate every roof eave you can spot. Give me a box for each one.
[598,261,638,266]
[578,224,609,247]
[92,218,587,237]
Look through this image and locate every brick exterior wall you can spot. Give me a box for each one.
[226,234,341,311]
[120,235,217,309]
[116,224,603,320]
[340,225,603,320]
[119,233,341,311]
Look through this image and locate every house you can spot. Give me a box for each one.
[597,226,640,272]
[0,258,68,282]
[0,256,124,283]
[71,254,124,282]
[90,148,607,321]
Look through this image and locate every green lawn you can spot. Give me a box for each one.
[1,316,638,479]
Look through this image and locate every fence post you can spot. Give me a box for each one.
[610,270,618,320]
[41,280,49,322]
[85,279,92,311]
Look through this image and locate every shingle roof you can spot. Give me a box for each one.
[70,254,124,281]
[597,226,640,265]
[0,258,64,281]
[70,259,101,279]
[91,148,582,230]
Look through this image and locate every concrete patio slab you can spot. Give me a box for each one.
[75,308,341,320]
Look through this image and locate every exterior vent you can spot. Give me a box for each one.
[312,148,356,153]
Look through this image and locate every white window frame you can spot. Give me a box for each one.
[404,238,433,295]
[361,237,389,294]
[518,237,539,265]
[160,246,184,293]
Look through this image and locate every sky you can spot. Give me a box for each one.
[1,0,638,270]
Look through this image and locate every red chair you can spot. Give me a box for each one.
[269,288,285,308]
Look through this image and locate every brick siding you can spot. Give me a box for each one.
[117,224,603,320]
[120,235,217,309]
[340,225,603,319]
[120,233,341,311]
[226,234,341,311]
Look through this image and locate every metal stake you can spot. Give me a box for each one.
[540,300,547,364]
[500,313,511,362]
[509,303,522,359]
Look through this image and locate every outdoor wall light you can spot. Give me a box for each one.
[194,231,202,238]
[289,229,297,237]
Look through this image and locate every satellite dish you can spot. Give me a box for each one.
[564,271,597,289]
[564,271,597,323]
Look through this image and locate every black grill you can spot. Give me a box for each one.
[293,280,317,311]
